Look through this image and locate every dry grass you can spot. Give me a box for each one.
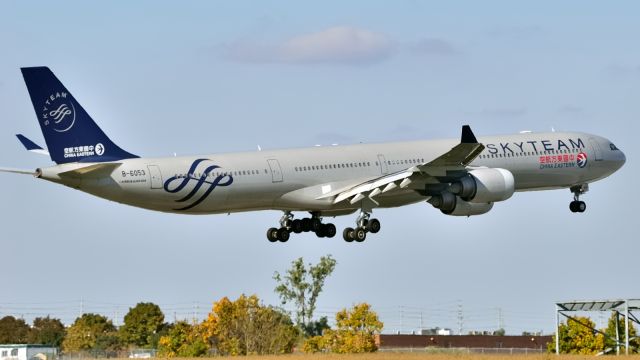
[138,353,640,360]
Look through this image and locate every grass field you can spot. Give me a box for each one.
[137,354,640,360]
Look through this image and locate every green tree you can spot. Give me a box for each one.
[63,313,120,352]
[0,316,30,343]
[28,317,66,347]
[201,294,299,355]
[157,321,208,357]
[119,302,165,348]
[303,316,330,337]
[303,303,383,354]
[273,255,337,334]
[603,312,638,354]
[548,316,604,354]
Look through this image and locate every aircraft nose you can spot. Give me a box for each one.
[619,150,626,167]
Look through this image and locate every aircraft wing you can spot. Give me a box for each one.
[318,125,484,207]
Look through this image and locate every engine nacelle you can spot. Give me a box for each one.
[442,199,493,216]
[449,168,515,203]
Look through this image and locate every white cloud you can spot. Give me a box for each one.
[223,26,395,65]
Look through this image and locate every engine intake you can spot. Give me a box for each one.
[428,193,494,216]
[449,168,515,203]
[442,199,493,216]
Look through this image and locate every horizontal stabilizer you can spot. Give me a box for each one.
[58,162,121,178]
[16,134,49,155]
[0,167,37,176]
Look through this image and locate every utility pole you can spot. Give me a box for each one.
[498,307,504,330]
[457,301,464,335]
[80,297,84,317]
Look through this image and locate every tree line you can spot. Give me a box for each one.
[0,255,384,356]
[549,314,638,354]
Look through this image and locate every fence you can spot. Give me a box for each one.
[379,347,547,355]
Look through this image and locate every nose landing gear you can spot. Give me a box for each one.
[569,184,588,213]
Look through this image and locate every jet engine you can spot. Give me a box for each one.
[449,168,515,203]
[427,192,494,216]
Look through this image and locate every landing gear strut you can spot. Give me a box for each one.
[343,211,381,243]
[267,211,336,242]
[569,184,588,213]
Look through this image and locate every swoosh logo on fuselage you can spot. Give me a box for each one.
[163,158,233,211]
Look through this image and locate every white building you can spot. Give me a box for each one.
[0,345,58,360]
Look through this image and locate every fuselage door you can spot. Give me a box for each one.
[147,165,163,189]
[267,159,283,183]
[377,154,389,175]
[589,138,603,161]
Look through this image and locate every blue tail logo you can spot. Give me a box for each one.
[42,92,76,132]
[163,159,234,211]
[21,67,138,164]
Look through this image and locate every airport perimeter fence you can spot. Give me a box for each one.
[60,349,157,359]
[379,347,547,355]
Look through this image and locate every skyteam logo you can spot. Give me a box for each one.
[163,159,234,211]
[41,92,76,133]
[577,152,588,168]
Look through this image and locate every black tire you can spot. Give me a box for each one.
[311,218,322,232]
[291,219,303,233]
[301,218,312,232]
[343,227,354,242]
[325,223,337,238]
[578,201,586,213]
[267,228,279,242]
[316,225,326,238]
[367,218,381,233]
[277,228,290,242]
[355,228,367,242]
[569,201,577,213]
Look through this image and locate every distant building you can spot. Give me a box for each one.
[419,327,453,336]
[0,345,58,360]
[376,334,551,350]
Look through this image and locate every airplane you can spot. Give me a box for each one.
[0,67,626,243]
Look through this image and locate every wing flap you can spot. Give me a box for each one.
[325,125,484,207]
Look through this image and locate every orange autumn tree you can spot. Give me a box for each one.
[303,303,383,353]
[201,294,298,355]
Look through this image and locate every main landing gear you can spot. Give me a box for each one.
[342,211,381,243]
[267,211,337,242]
[569,184,588,213]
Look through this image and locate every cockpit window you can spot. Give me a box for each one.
[610,143,619,151]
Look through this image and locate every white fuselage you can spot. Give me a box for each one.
[36,131,625,216]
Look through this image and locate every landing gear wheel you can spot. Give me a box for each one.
[291,219,303,234]
[366,218,381,234]
[301,218,312,232]
[277,228,290,242]
[267,228,279,242]
[315,226,326,238]
[569,201,577,213]
[343,227,355,242]
[324,223,337,238]
[354,228,367,242]
[311,218,322,232]
[569,201,587,213]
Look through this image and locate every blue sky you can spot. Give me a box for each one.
[0,1,638,334]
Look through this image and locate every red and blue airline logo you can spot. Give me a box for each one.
[577,152,588,168]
